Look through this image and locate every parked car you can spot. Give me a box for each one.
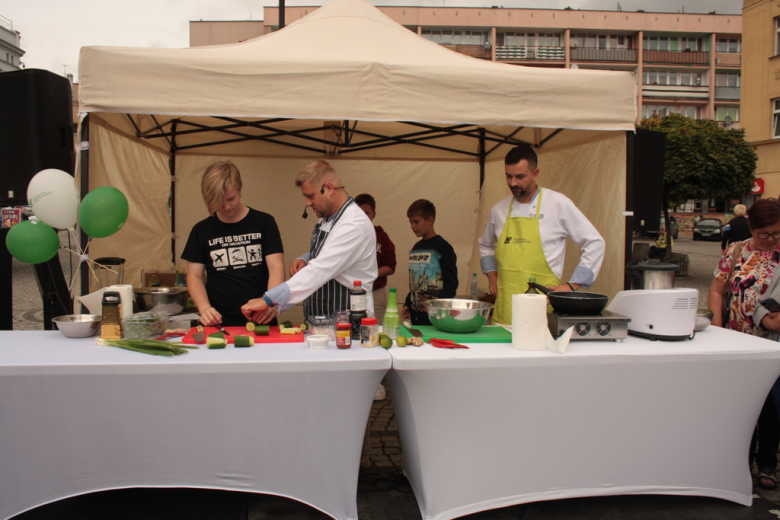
[643,216,679,240]
[693,218,724,241]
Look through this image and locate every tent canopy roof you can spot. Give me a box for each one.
[78,0,636,133]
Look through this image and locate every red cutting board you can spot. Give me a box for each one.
[181,326,304,344]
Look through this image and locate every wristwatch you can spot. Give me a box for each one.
[262,294,274,307]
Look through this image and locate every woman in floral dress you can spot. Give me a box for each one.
[709,199,780,489]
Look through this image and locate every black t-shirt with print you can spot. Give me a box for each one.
[182,208,284,326]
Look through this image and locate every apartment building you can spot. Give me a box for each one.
[740,0,780,198]
[191,5,742,127]
[0,15,24,73]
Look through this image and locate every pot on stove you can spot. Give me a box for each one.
[626,260,680,290]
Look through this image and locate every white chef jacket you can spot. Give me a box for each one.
[478,188,605,288]
[266,201,377,313]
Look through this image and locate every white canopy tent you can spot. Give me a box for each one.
[77,0,636,321]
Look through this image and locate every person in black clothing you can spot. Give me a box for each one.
[182,160,285,327]
[402,199,458,326]
[721,204,752,250]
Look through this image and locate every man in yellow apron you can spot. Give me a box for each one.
[479,147,605,325]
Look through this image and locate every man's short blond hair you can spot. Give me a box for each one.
[734,204,747,217]
[295,160,337,188]
[201,160,243,214]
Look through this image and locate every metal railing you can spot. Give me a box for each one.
[570,47,638,62]
[0,15,12,32]
[496,45,565,61]
[440,43,491,59]
[715,53,741,66]
[643,50,709,65]
[715,86,740,100]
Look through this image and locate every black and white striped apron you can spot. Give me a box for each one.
[302,198,354,320]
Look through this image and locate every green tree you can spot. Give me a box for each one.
[639,113,757,258]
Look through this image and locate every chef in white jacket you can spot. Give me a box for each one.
[242,160,377,321]
[479,146,605,325]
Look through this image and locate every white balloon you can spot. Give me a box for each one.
[27,169,80,229]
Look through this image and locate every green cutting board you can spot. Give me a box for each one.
[400,325,512,343]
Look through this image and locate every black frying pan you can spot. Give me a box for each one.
[527,282,609,315]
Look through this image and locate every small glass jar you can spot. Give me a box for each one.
[336,322,352,349]
[360,317,379,348]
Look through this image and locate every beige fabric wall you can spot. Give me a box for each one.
[86,117,174,290]
[469,132,627,299]
[174,155,480,321]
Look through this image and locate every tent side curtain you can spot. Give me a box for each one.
[86,116,173,290]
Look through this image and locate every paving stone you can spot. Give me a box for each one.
[385,447,401,455]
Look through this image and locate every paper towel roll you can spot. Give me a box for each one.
[511,294,548,351]
[109,284,135,320]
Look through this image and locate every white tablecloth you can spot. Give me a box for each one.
[0,331,391,520]
[387,326,780,520]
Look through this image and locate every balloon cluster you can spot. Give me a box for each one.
[5,169,129,265]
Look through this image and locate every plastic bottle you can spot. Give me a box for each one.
[383,288,400,339]
[360,317,379,347]
[525,277,537,294]
[350,281,368,339]
[471,273,478,297]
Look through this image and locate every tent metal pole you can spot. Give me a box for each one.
[170,120,177,264]
[79,115,90,307]
[479,128,486,188]
[624,130,635,290]
[279,0,285,29]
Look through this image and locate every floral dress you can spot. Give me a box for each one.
[714,240,780,337]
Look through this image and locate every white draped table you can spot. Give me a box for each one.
[0,331,391,520]
[387,326,780,520]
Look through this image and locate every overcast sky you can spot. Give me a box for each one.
[4,0,742,82]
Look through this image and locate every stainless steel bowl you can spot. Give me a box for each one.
[52,314,102,338]
[695,308,714,332]
[134,286,189,316]
[423,299,494,334]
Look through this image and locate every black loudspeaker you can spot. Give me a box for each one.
[0,69,74,206]
[627,128,666,236]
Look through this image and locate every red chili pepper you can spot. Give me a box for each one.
[429,338,455,345]
[429,338,469,349]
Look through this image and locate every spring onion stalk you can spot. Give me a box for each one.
[97,338,197,356]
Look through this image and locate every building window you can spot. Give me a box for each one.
[715,73,740,87]
[773,99,780,138]
[776,17,780,56]
[498,32,560,48]
[642,105,701,119]
[715,106,739,122]
[716,38,741,53]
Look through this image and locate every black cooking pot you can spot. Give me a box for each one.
[527,282,609,315]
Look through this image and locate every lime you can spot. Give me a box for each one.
[396,335,408,348]
[380,336,393,349]
[300,323,308,331]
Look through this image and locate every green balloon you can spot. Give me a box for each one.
[79,186,129,238]
[6,220,60,264]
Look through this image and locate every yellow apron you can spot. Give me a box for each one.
[494,188,560,325]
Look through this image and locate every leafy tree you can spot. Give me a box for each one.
[639,114,757,258]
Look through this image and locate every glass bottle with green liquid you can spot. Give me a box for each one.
[525,277,537,294]
[383,288,400,339]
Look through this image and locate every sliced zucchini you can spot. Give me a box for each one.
[234,335,255,347]
[255,325,270,336]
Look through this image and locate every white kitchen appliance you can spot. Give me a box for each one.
[606,288,698,341]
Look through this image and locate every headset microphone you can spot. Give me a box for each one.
[302,206,309,219]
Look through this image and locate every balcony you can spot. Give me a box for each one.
[643,50,709,65]
[441,43,491,59]
[715,86,741,100]
[496,46,565,61]
[642,85,710,100]
[571,47,638,63]
[715,53,741,66]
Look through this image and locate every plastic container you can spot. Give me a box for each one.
[307,334,329,349]
[360,317,379,347]
[306,314,336,340]
[123,312,169,339]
